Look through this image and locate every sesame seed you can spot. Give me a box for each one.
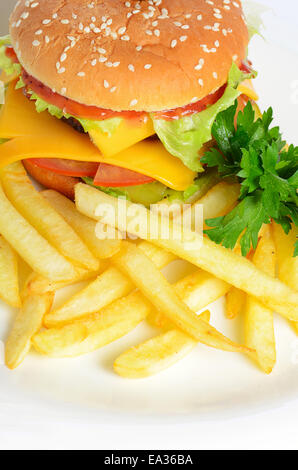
[180,36,187,42]
[60,53,67,62]
[136,45,142,51]
[32,40,40,46]
[91,59,97,66]
[21,12,29,19]
[154,29,160,37]
[43,19,51,24]
[45,36,50,43]
[110,86,117,93]
[213,72,218,79]
[198,79,204,86]
[174,21,182,27]
[104,80,109,88]
[77,72,85,77]
[118,26,126,35]
[106,62,113,67]
[58,67,65,74]
[144,64,152,70]
[128,64,135,72]
[113,62,120,67]
[61,87,67,95]
[31,2,39,7]
[130,99,138,106]
[197,15,202,20]
[171,39,177,48]
[99,56,107,63]
[61,19,70,25]
[35,29,42,35]
[181,25,189,30]
[121,35,130,41]
[52,13,58,19]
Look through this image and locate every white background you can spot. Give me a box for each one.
[0,0,298,450]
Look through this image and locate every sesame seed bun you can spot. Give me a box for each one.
[10,0,248,112]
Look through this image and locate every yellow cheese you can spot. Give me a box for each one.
[238,79,259,102]
[0,84,195,190]
[89,117,155,157]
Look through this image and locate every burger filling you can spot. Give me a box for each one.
[0,37,257,205]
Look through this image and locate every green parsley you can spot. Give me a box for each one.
[201,101,298,256]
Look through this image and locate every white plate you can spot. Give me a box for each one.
[0,4,298,428]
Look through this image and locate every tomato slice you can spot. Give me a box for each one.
[21,70,146,122]
[94,163,155,187]
[27,158,99,177]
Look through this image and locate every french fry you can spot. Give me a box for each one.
[114,311,210,379]
[23,262,107,296]
[0,235,20,307]
[44,239,176,327]
[226,287,246,319]
[75,185,298,321]
[193,181,240,227]
[33,255,240,359]
[33,291,152,358]
[42,190,121,260]
[1,162,99,271]
[272,222,298,333]
[5,291,54,369]
[0,182,76,281]
[174,269,229,311]
[112,242,254,355]
[44,266,134,327]
[245,226,276,373]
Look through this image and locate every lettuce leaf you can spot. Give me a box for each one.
[0,35,11,47]
[25,88,122,136]
[152,63,256,172]
[0,45,21,77]
[242,0,269,39]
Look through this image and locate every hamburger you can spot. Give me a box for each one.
[0,0,258,204]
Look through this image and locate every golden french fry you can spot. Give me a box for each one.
[245,226,276,373]
[0,182,76,281]
[23,262,107,296]
[112,242,254,355]
[44,239,176,327]
[33,256,232,359]
[272,222,297,292]
[0,235,20,307]
[44,266,134,327]
[5,291,54,369]
[193,181,240,226]
[226,287,246,319]
[33,291,152,358]
[1,163,99,271]
[148,271,228,330]
[75,185,298,321]
[175,269,229,311]
[42,190,121,260]
[272,222,298,333]
[114,311,211,379]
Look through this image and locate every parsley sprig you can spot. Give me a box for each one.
[201,101,298,256]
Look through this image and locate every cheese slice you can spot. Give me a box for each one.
[89,117,155,157]
[0,84,195,190]
[238,79,259,102]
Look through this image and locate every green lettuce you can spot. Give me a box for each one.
[152,64,256,173]
[24,87,122,137]
[242,0,268,39]
[82,177,168,206]
[0,45,21,77]
[82,168,219,206]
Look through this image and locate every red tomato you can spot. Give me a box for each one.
[27,158,99,177]
[154,85,226,121]
[21,70,146,122]
[94,163,155,187]
[5,46,19,64]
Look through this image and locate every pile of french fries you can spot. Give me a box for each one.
[0,161,297,377]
